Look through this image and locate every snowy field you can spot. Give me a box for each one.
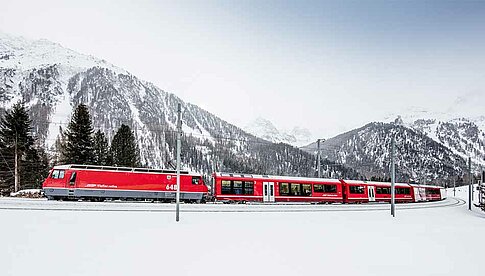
[1,189,484,276]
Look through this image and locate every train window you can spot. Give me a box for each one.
[243,181,254,195]
[376,187,391,195]
[221,180,232,194]
[315,184,337,193]
[325,185,337,193]
[51,170,59,179]
[280,183,289,196]
[51,170,65,179]
[426,189,440,195]
[396,188,410,195]
[290,183,302,196]
[302,184,312,196]
[192,177,200,185]
[349,185,364,194]
[376,187,390,194]
[233,181,243,195]
[314,184,324,193]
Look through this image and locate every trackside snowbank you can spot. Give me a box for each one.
[0,196,484,276]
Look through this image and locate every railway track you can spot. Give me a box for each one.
[0,197,466,213]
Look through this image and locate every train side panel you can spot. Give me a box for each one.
[43,165,207,201]
[213,173,343,203]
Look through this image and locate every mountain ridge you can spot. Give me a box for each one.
[1,32,359,179]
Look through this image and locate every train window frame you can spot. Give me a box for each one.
[51,170,59,179]
[349,185,365,194]
[376,187,391,194]
[192,176,200,185]
[233,181,243,195]
[426,189,440,195]
[314,184,337,193]
[325,185,337,193]
[280,182,290,196]
[221,180,232,194]
[243,181,254,195]
[51,170,65,179]
[290,183,302,196]
[302,184,312,196]
[396,188,410,195]
[314,184,324,193]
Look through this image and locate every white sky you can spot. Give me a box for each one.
[1,0,484,138]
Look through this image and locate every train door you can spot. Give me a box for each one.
[368,186,375,202]
[263,182,275,202]
[66,170,77,197]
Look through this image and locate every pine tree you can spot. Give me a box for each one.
[109,124,140,167]
[52,126,66,164]
[0,102,46,192]
[62,104,95,164]
[20,147,49,189]
[93,130,109,165]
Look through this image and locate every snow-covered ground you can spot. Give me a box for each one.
[0,190,484,276]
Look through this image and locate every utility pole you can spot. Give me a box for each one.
[391,137,395,217]
[176,103,182,222]
[453,160,456,197]
[14,132,19,193]
[468,157,472,211]
[317,139,321,178]
[480,165,483,205]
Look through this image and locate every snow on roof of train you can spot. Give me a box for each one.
[214,172,341,183]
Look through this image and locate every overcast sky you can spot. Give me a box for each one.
[1,0,484,138]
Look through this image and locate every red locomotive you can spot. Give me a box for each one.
[212,172,446,203]
[42,164,208,202]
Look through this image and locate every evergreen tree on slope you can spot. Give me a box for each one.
[93,130,110,165]
[62,104,94,164]
[0,102,47,192]
[109,124,140,167]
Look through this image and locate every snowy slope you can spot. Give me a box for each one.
[383,92,485,167]
[0,32,330,177]
[302,122,468,183]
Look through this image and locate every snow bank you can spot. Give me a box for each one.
[0,195,484,276]
[9,189,42,198]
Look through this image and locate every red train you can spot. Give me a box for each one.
[42,165,446,204]
[212,173,446,203]
[42,164,208,202]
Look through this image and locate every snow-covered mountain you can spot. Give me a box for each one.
[0,32,339,177]
[298,94,484,183]
[302,122,470,185]
[404,117,485,166]
[244,117,313,147]
[383,93,485,168]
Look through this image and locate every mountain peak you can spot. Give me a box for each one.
[0,32,125,76]
[244,117,313,147]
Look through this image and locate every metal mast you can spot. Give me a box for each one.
[469,157,472,211]
[391,136,395,217]
[176,103,182,222]
[317,139,321,178]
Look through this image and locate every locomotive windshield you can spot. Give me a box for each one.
[51,170,65,179]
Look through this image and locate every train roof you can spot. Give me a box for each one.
[214,172,341,183]
[408,183,444,189]
[52,164,201,176]
[341,179,411,188]
[342,179,444,189]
